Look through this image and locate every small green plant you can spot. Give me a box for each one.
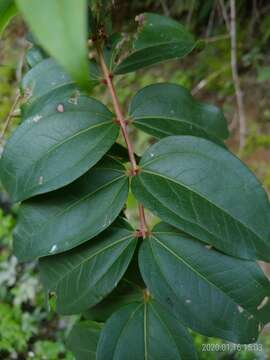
[1,1,270,359]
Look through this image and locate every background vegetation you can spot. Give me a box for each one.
[0,0,270,358]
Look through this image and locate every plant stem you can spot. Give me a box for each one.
[96,45,148,237]
[230,0,247,150]
[0,92,21,143]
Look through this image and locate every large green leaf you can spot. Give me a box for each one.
[16,0,89,86]
[132,136,270,261]
[21,58,99,108]
[0,0,17,35]
[13,157,129,262]
[129,83,229,143]
[66,321,102,360]
[114,13,196,74]
[139,223,270,343]
[0,87,119,202]
[39,222,137,314]
[97,301,197,360]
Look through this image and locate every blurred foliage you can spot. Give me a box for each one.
[0,0,270,358]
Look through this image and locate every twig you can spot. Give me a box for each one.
[218,0,230,32]
[186,0,195,28]
[0,92,21,143]
[203,34,230,43]
[160,0,170,16]
[206,3,216,37]
[230,0,247,150]
[192,64,230,95]
[96,45,148,238]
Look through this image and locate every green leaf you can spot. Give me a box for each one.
[114,13,196,74]
[39,223,137,314]
[16,0,89,87]
[132,136,270,261]
[21,58,99,107]
[0,87,119,202]
[97,301,197,360]
[66,321,102,360]
[13,157,129,261]
[139,222,270,343]
[0,0,17,35]
[129,83,229,143]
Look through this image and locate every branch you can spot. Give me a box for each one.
[230,0,247,150]
[0,92,21,144]
[96,45,148,238]
[160,0,170,16]
[218,0,230,32]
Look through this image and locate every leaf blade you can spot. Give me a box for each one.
[66,321,102,360]
[0,87,119,202]
[13,157,129,261]
[129,83,229,142]
[39,224,137,314]
[139,223,270,343]
[132,136,270,261]
[0,0,17,35]
[114,13,196,74]
[16,0,89,86]
[97,301,197,360]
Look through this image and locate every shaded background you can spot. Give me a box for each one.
[0,0,270,358]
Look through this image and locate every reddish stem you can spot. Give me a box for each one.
[96,45,148,237]
[97,46,138,174]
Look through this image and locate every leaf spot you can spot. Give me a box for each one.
[38,176,44,185]
[32,114,42,123]
[49,244,57,254]
[185,299,191,304]
[257,296,269,310]
[57,104,65,113]
[205,245,213,250]
[135,14,145,27]
[248,315,254,320]
[237,305,244,313]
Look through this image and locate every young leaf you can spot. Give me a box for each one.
[16,0,89,87]
[129,83,229,143]
[39,223,137,315]
[66,321,102,360]
[114,13,196,74]
[0,87,119,202]
[139,222,270,343]
[13,157,129,261]
[132,136,270,261]
[97,301,197,360]
[21,58,99,107]
[0,0,17,36]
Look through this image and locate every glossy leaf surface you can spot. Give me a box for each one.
[129,83,229,143]
[115,13,196,74]
[16,0,89,86]
[0,87,119,202]
[21,58,99,107]
[97,301,197,360]
[13,158,129,261]
[139,223,270,343]
[40,223,137,314]
[66,321,102,360]
[132,136,270,261]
